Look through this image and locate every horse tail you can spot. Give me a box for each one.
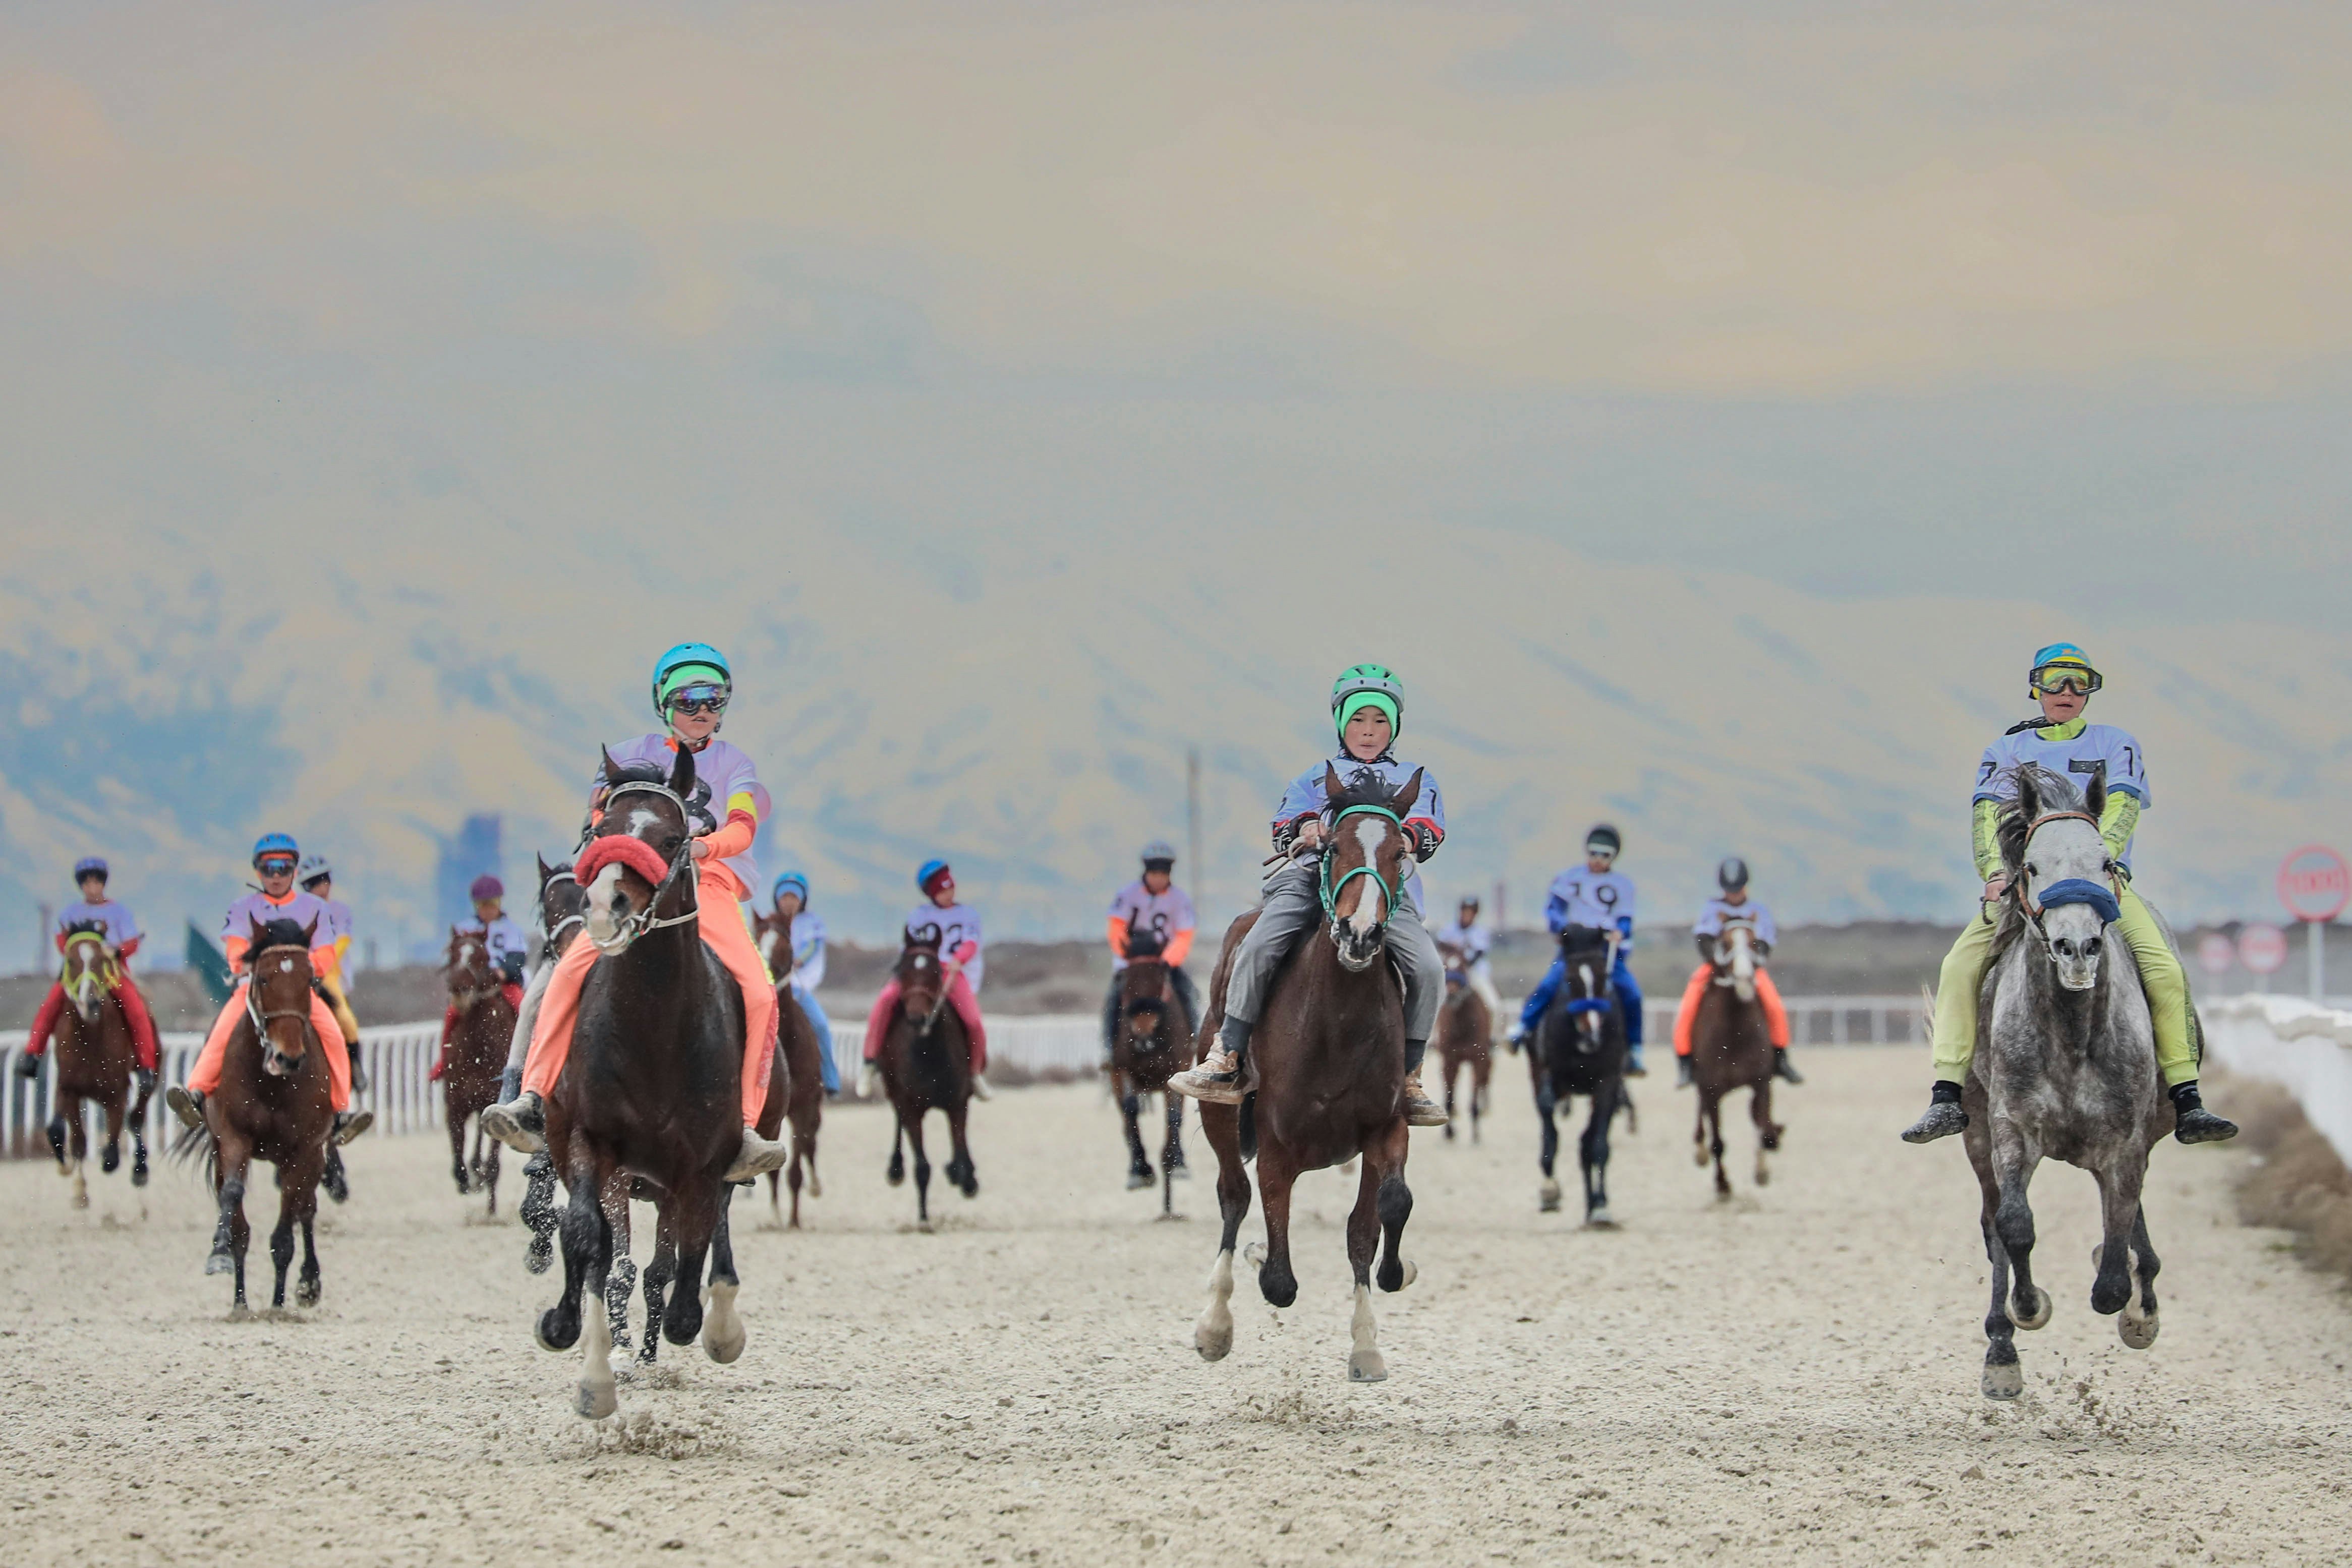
[1238,1093,1258,1165]
[168,1119,217,1186]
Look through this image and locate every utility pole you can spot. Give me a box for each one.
[1493,880,1506,935]
[1186,746,1204,916]
[36,902,52,974]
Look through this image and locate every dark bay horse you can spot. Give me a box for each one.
[1192,765,1422,1383]
[441,927,514,1215]
[1961,767,2187,1401]
[178,917,338,1311]
[521,852,592,1275]
[875,926,979,1229]
[1432,940,1492,1144]
[45,923,154,1206]
[1109,920,1188,1216]
[534,744,757,1419]
[1688,917,1782,1199]
[753,907,826,1229]
[1528,925,1628,1224]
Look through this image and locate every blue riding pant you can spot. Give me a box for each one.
[792,982,839,1093]
[1519,953,1645,1050]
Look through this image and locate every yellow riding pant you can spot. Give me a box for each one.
[1930,886,2196,1088]
[318,970,363,1058]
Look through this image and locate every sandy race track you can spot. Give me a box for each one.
[4,1048,2347,1565]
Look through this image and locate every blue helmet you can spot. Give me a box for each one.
[917,858,953,894]
[73,856,109,882]
[252,832,299,868]
[773,870,810,906]
[651,643,733,718]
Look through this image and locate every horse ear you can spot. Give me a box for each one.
[2013,766,2042,823]
[2084,768,2107,824]
[248,913,267,947]
[300,916,318,946]
[538,852,557,886]
[599,745,622,786]
[668,742,697,798]
[1322,763,1344,802]
[1390,767,1424,817]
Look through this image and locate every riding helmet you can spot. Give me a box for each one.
[1458,894,1480,912]
[651,643,733,718]
[470,874,504,902]
[1717,856,1750,893]
[1330,663,1404,741]
[251,832,299,867]
[73,856,108,882]
[1139,840,1177,869]
[1585,824,1621,855]
[774,870,810,906]
[917,859,954,895]
[298,853,333,890]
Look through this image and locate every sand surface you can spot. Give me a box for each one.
[4,1048,2347,1566]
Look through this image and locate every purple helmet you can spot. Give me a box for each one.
[470,874,504,902]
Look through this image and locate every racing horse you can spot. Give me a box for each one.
[1527,924,1630,1224]
[752,906,827,1229]
[519,852,589,1274]
[1432,939,1492,1143]
[1960,766,2189,1401]
[1192,765,1423,1383]
[441,927,515,1215]
[176,917,338,1311]
[1108,919,1188,1216]
[43,922,155,1205]
[532,743,758,1419]
[1686,917,1783,1199]
[874,926,980,1229]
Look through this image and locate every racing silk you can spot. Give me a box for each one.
[1694,897,1777,948]
[317,897,356,966]
[219,889,339,975]
[1547,869,1636,942]
[904,901,984,992]
[596,733,771,900]
[1436,916,1491,968]
[1972,718,2148,873]
[457,915,533,970]
[1107,881,1197,970]
[55,900,142,955]
[789,910,828,992]
[1273,752,1445,911]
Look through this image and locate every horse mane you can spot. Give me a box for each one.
[600,757,673,789]
[1993,765,2104,876]
[1125,923,1167,961]
[256,917,312,953]
[902,923,943,951]
[1557,923,1612,958]
[61,917,108,940]
[1327,766,1404,816]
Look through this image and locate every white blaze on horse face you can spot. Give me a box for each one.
[583,864,629,944]
[2028,817,2109,992]
[1577,963,1600,1045]
[1345,817,1390,939]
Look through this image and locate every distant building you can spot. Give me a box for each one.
[434,814,503,937]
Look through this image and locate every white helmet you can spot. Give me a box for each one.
[297,854,334,888]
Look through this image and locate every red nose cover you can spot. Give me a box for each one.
[576,835,671,889]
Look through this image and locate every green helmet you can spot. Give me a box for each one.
[1330,663,1403,741]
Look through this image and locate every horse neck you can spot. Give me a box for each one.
[1293,921,1399,1054]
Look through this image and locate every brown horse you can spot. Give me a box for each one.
[1432,940,1492,1144]
[181,917,340,1311]
[441,927,515,1215]
[1688,919,1782,1198]
[44,924,155,1206]
[875,926,979,1229]
[753,907,826,1229]
[1109,920,1188,1216]
[1192,765,1422,1383]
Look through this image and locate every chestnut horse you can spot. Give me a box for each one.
[177,917,338,1311]
[441,927,514,1215]
[875,926,979,1229]
[1192,765,1422,1383]
[1109,920,1188,1216]
[753,907,826,1228]
[44,923,154,1206]
[1687,918,1782,1200]
[1432,939,1492,1144]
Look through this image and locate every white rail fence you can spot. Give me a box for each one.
[2199,996,2352,1171]
[3,997,1921,1155]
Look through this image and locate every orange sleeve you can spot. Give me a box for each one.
[1163,927,1195,966]
[1106,915,1130,958]
[223,934,251,973]
[312,944,341,980]
[702,808,757,860]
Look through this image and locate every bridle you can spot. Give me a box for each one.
[2014,809,2124,955]
[245,942,318,1042]
[587,780,702,953]
[1318,803,1407,936]
[540,867,585,954]
[63,931,119,1016]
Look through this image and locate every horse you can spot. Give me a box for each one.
[874,925,980,1229]
[520,852,590,1274]
[1687,918,1783,1199]
[1108,919,1188,1217]
[1527,924,1629,1224]
[440,926,515,1215]
[533,743,758,1419]
[1192,764,1422,1383]
[42,922,154,1206]
[176,916,337,1312]
[752,906,826,1229]
[1960,766,2184,1401]
[1431,940,1492,1143]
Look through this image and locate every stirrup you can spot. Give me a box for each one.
[165,1085,205,1131]
[724,1127,790,1184]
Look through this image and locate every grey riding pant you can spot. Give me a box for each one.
[504,957,559,1073]
[1221,859,1443,1047]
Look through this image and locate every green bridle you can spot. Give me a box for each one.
[1317,804,1407,933]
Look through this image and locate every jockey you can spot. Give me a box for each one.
[429,875,529,1082]
[859,860,992,1100]
[483,643,790,1182]
[1101,841,1201,1060]
[1902,644,2235,1145]
[1436,894,1503,1021]
[1671,857,1801,1089]
[165,834,373,1144]
[1168,664,1449,1126]
[1509,825,1648,1075]
[297,854,368,1091]
[14,857,161,1091]
[772,871,840,1095]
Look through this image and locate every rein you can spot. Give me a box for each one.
[1318,804,1407,933]
[244,943,318,1041]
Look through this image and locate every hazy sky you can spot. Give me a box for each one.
[3,3,2348,953]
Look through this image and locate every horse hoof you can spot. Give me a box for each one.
[2119,1310,2159,1351]
[807,1175,823,1198]
[2012,1286,2053,1332]
[1127,1170,1154,1190]
[525,1236,554,1275]
[133,1166,149,1188]
[1397,1260,1417,1289]
[1538,1179,1561,1213]
[1243,1242,1267,1267]
[296,1279,321,1309]
[1194,1320,1233,1362]
[204,1249,233,1276]
[1981,1362,2023,1401]
[1692,1146,1710,1168]
[101,1147,121,1175]
[1585,1206,1615,1229]
[886,1166,905,1188]
[576,1378,618,1420]
[702,1283,747,1365]
[1347,1349,1388,1383]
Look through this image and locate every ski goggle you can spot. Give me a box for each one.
[1585,845,1617,863]
[666,684,729,716]
[2029,664,2102,696]
[256,856,297,877]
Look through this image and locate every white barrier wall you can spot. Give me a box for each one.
[2200,995,2352,1171]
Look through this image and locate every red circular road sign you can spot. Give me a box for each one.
[2196,932,2236,976]
[2239,923,2289,976]
[2277,845,2351,923]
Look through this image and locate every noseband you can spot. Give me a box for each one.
[540,868,586,952]
[2016,810,2124,958]
[245,943,317,1042]
[1318,804,1407,936]
[63,932,120,1002]
[584,781,701,953]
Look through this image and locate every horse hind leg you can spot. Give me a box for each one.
[1536,1086,1562,1212]
[1752,1081,1776,1188]
[638,1219,675,1368]
[701,1197,746,1365]
[1121,1088,1153,1188]
[1582,1084,1618,1227]
[520,1151,558,1274]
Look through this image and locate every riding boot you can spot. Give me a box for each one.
[132,1066,156,1100]
[481,1089,548,1154]
[1900,1081,1968,1143]
[2168,1081,2239,1145]
[724,1125,791,1184]
[1398,1038,1447,1126]
[1773,1048,1804,1085]
[332,1109,375,1146]
[321,1145,350,1204]
[1623,1046,1648,1079]
[165,1085,205,1131]
[1167,1019,1249,1105]
[347,1042,369,1095]
[497,1065,523,1105]
[856,1062,883,1101]
[1675,1056,1692,1089]
[12,1051,39,1079]
[970,1074,994,1101]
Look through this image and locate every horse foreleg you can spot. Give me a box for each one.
[1582,1082,1617,1226]
[210,1139,254,1312]
[1193,1102,1250,1362]
[2089,1157,2149,1321]
[2118,1205,2161,1350]
[887,1115,906,1186]
[1751,1079,1777,1188]
[907,1113,933,1227]
[947,1102,978,1198]
[1991,1133,2048,1364]
[268,1179,299,1310]
[481,1126,501,1218]
[1442,1052,1458,1141]
[1251,1143,1300,1309]
[638,1211,675,1368]
[1966,1126,2024,1399]
[100,1096,125,1177]
[521,1151,558,1274]
[701,1190,746,1365]
[663,1190,714,1348]
[535,1151,599,1356]
[297,1207,321,1308]
[1535,1082,1562,1212]
[1120,1082,1152,1189]
[129,1075,153,1187]
[1704,1092,1731,1198]
[597,1171,637,1360]
[448,1106,470,1194]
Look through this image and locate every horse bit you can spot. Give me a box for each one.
[2015,809,2124,955]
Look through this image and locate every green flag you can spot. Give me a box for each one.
[185,921,234,1006]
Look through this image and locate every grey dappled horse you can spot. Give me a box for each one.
[1960,766,2183,1400]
